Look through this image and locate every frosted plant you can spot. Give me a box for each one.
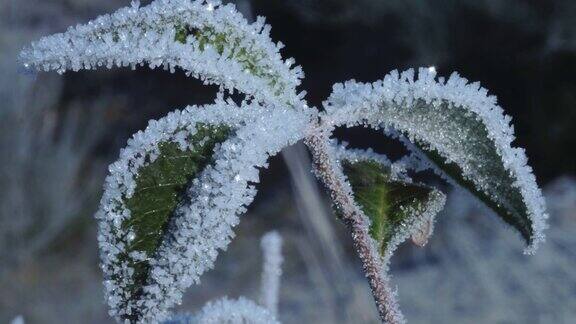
[20,0,549,323]
[166,231,283,324]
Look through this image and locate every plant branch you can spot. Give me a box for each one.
[304,126,405,324]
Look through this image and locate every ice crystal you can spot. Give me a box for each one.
[324,67,548,253]
[194,297,280,324]
[330,141,411,183]
[312,141,446,323]
[19,0,305,106]
[97,99,311,323]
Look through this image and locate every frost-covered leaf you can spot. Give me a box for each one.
[97,100,311,323]
[20,0,304,105]
[334,145,445,266]
[324,67,548,253]
[343,161,440,257]
[121,125,230,312]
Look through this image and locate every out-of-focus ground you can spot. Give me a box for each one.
[1,0,575,323]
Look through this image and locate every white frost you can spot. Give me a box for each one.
[21,0,551,320]
[96,99,311,323]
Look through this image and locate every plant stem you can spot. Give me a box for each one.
[304,128,405,324]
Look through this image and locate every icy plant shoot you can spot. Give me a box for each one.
[20,0,548,323]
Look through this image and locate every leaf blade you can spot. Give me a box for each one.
[341,158,445,262]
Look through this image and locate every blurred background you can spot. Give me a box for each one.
[1,0,575,323]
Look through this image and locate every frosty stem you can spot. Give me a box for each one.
[304,126,404,324]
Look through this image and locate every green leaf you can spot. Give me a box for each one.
[324,70,547,252]
[342,159,444,259]
[414,137,531,242]
[119,123,230,319]
[398,99,534,243]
